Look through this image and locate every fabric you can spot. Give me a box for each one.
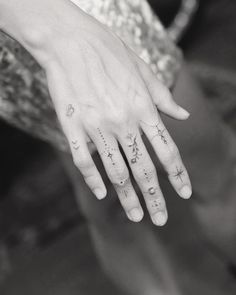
[0,0,182,151]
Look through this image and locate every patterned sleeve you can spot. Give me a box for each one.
[0,0,182,151]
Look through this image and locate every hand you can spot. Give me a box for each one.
[1,0,192,226]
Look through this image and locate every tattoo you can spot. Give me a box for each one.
[148,187,156,195]
[119,180,125,186]
[66,104,75,117]
[144,186,159,196]
[121,188,129,198]
[173,166,184,182]
[127,133,142,164]
[151,199,162,209]
[71,140,80,150]
[97,128,116,166]
[104,148,116,166]
[124,190,129,198]
[143,168,153,183]
[114,178,129,191]
[141,120,167,145]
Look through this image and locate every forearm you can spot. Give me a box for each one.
[0,0,50,41]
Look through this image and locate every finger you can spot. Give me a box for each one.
[90,127,144,222]
[61,114,107,200]
[46,68,106,200]
[140,113,192,200]
[118,130,168,226]
[67,130,107,200]
[131,51,190,120]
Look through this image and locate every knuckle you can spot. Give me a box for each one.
[120,198,138,211]
[110,169,130,187]
[73,157,93,171]
[109,109,129,126]
[84,113,102,130]
[169,144,179,157]
[83,172,97,184]
[159,84,172,101]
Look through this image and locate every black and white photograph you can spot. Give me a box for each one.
[0,0,236,294]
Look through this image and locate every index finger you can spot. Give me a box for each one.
[140,113,192,200]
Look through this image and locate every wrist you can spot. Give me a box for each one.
[0,0,83,65]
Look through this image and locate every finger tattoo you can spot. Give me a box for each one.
[141,120,167,144]
[66,104,75,117]
[97,128,117,166]
[96,129,129,187]
[144,185,159,196]
[173,166,184,182]
[143,168,153,183]
[148,187,156,195]
[151,199,163,209]
[71,140,80,150]
[126,133,142,164]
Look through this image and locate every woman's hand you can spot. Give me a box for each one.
[0,0,192,226]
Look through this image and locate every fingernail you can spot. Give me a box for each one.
[180,185,192,199]
[179,107,190,119]
[94,189,106,200]
[128,208,143,222]
[152,211,167,226]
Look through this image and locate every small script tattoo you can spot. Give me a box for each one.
[71,140,80,150]
[127,133,142,164]
[141,120,167,145]
[173,166,184,182]
[66,104,75,117]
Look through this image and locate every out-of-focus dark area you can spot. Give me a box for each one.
[1,0,236,294]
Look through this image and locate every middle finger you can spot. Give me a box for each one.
[89,127,144,222]
[118,129,168,226]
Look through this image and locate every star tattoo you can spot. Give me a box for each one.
[173,166,184,182]
[141,120,167,144]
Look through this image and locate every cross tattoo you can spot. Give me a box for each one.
[173,166,184,183]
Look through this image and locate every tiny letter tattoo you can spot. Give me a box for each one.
[66,104,75,117]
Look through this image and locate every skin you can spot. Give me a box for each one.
[0,0,192,226]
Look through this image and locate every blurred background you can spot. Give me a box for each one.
[1,0,236,294]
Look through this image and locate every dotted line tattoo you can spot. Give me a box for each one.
[173,166,184,183]
[97,128,116,166]
[127,133,142,164]
[66,104,75,117]
[97,129,129,187]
